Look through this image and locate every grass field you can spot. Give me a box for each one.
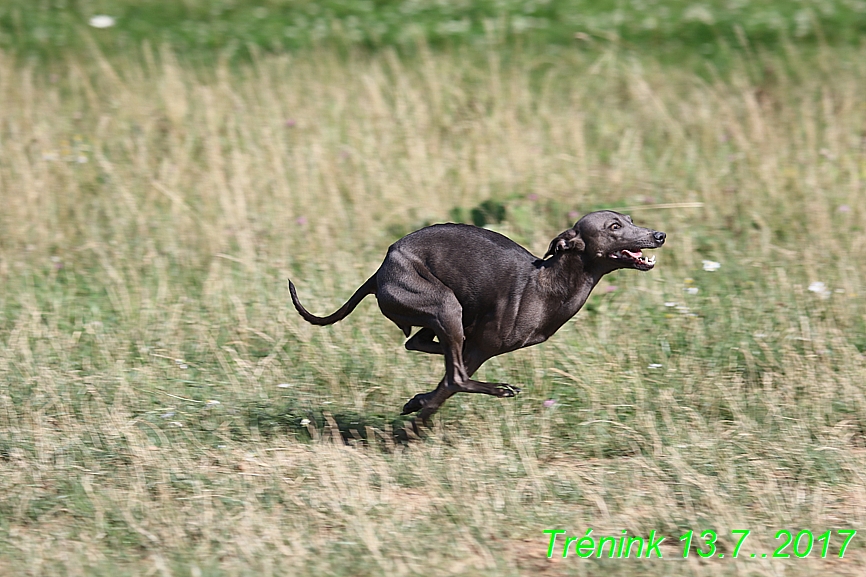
[1,14,866,577]
[4,0,866,66]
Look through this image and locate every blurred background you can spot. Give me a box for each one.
[1,1,866,575]
[4,0,866,63]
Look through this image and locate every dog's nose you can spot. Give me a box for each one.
[653,231,666,244]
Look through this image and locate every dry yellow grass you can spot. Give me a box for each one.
[0,41,865,575]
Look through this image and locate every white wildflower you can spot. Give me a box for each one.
[88,15,116,29]
[702,260,721,272]
[808,281,831,299]
[300,418,311,426]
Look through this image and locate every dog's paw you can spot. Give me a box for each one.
[495,384,521,397]
[401,394,426,415]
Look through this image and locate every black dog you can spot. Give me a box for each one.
[290,211,665,423]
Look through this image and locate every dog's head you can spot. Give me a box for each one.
[545,210,665,272]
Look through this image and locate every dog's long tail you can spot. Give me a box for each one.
[288,275,377,326]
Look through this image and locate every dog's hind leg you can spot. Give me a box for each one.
[454,347,521,398]
[406,348,520,423]
[376,272,467,417]
[404,327,443,355]
[396,291,471,418]
[378,261,515,421]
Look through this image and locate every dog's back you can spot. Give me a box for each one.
[380,223,538,308]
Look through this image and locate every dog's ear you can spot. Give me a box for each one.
[544,229,585,259]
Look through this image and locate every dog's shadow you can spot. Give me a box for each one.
[312,411,424,445]
[247,403,426,446]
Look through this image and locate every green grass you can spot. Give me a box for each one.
[3,0,866,66]
[1,22,866,577]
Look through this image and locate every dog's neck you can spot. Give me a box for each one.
[538,251,605,315]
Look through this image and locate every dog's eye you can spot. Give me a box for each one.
[610,222,621,231]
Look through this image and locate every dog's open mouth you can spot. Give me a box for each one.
[609,248,656,270]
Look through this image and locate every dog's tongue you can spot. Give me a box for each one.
[623,249,643,259]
